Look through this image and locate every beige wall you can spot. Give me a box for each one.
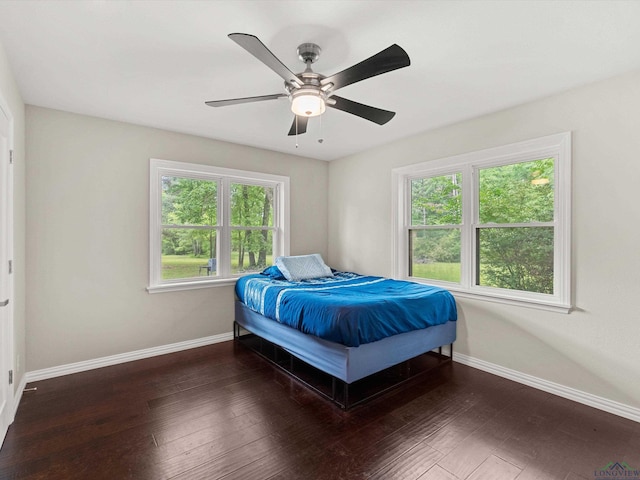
[25,106,328,371]
[0,40,26,395]
[18,64,640,412]
[328,70,640,409]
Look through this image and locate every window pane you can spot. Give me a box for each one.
[477,227,553,294]
[411,174,462,226]
[162,176,218,226]
[409,229,461,283]
[232,229,273,274]
[479,158,554,224]
[230,184,274,227]
[161,228,217,280]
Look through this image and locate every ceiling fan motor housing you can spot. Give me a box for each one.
[287,43,330,117]
[297,43,321,64]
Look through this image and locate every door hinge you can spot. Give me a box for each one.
[8,370,13,385]
[9,149,13,164]
[8,260,12,274]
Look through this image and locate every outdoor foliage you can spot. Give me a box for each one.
[410,158,555,294]
[160,176,274,279]
[411,173,462,226]
[161,176,217,260]
[478,227,554,293]
[478,158,554,224]
[410,174,462,282]
[410,229,461,282]
[230,183,274,272]
[478,159,554,293]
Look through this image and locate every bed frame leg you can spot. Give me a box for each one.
[344,382,349,409]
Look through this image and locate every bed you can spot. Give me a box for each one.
[234,255,457,409]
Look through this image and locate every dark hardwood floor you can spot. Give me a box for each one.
[1,340,638,480]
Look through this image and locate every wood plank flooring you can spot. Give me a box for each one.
[1,340,638,479]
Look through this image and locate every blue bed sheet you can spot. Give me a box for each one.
[235,271,457,347]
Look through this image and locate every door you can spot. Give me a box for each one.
[0,104,12,447]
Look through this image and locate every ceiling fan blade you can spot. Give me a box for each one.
[287,116,309,136]
[328,95,396,125]
[229,33,302,88]
[205,93,287,107]
[321,44,410,92]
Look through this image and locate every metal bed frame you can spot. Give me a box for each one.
[234,320,453,410]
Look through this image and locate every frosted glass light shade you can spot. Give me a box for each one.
[291,90,326,117]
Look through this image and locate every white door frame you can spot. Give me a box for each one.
[0,91,15,449]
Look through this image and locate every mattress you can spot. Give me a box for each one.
[235,270,457,347]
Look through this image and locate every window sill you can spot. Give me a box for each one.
[147,277,237,294]
[406,277,572,314]
[450,289,572,314]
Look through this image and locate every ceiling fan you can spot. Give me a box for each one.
[205,33,411,136]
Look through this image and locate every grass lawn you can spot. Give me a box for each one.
[411,262,460,283]
[161,255,207,280]
[161,254,273,280]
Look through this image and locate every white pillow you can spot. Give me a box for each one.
[275,254,333,281]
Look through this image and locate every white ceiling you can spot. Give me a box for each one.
[1,1,640,161]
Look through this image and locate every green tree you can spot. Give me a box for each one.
[479,158,554,223]
[478,227,554,293]
[411,173,461,226]
[410,173,461,267]
[410,160,555,293]
[231,184,273,271]
[161,176,217,258]
[478,158,554,293]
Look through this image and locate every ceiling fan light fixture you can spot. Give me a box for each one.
[291,89,326,117]
[206,34,411,136]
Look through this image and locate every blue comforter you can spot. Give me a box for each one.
[235,271,457,347]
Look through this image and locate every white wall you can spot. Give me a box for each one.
[0,40,25,395]
[328,70,640,409]
[25,106,328,371]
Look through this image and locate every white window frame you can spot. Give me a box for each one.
[392,132,572,313]
[147,159,290,293]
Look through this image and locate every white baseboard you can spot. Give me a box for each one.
[11,373,27,421]
[25,332,234,383]
[453,352,640,424]
[19,335,640,424]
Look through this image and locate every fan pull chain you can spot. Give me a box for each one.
[295,115,299,148]
[318,114,324,144]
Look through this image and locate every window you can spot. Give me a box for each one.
[393,133,571,312]
[148,159,289,293]
[409,173,462,283]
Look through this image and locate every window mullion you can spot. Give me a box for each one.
[230,226,276,231]
[475,222,555,229]
[273,183,280,261]
[402,176,412,278]
[461,164,475,290]
[161,224,220,230]
[219,177,231,278]
[409,224,461,231]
